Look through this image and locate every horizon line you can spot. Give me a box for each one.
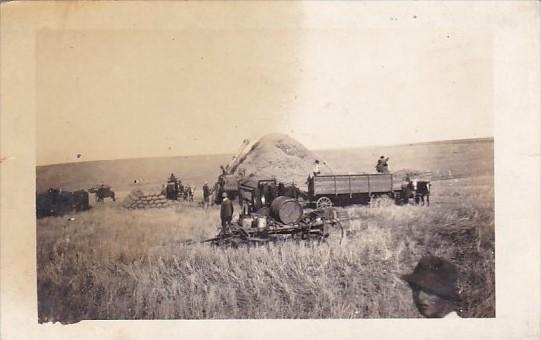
[37,135,494,168]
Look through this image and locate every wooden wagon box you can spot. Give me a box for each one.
[313,173,396,196]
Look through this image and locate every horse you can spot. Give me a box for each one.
[415,181,431,206]
[88,185,116,202]
[400,179,416,204]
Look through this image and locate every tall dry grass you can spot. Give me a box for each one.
[37,176,494,323]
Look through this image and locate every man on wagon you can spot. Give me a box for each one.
[306,160,321,193]
[220,192,234,234]
[401,255,461,318]
[376,156,390,173]
[313,160,321,176]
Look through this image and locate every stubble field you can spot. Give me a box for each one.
[37,175,494,323]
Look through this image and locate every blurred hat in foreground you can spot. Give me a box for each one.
[401,255,459,301]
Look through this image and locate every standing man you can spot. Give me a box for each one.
[202,181,211,209]
[313,160,321,176]
[401,255,462,318]
[177,180,184,200]
[306,160,321,194]
[183,184,191,201]
[220,192,234,234]
[188,185,195,201]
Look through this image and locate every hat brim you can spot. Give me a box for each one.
[401,272,459,301]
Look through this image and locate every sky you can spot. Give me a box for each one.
[36,3,493,165]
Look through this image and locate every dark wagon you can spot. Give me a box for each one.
[36,188,90,218]
[308,173,402,208]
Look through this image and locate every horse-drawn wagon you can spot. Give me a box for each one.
[308,173,402,208]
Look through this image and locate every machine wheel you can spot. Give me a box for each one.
[316,196,333,209]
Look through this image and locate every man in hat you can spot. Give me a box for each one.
[220,192,234,234]
[401,255,461,318]
[202,181,211,209]
[313,160,321,176]
[376,156,390,173]
[306,160,322,193]
[183,184,191,201]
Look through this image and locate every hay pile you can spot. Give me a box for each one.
[229,133,329,189]
[122,190,170,209]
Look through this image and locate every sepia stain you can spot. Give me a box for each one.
[0,155,16,164]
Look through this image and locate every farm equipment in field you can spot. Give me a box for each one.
[237,176,302,213]
[164,173,189,201]
[213,174,242,204]
[307,173,402,208]
[202,195,344,247]
[88,184,116,202]
[212,139,252,204]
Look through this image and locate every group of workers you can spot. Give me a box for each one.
[166,173,194,201]
[167,174,228,224]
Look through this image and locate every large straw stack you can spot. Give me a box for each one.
[122,189,170,209]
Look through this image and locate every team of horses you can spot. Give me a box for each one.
[401,179,431,206]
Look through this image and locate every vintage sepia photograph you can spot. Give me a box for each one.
[32,5,498,324]
[3,2,541,340]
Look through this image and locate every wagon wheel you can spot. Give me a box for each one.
[316,196,333,209]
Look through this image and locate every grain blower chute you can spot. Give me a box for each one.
[213,139,252,204]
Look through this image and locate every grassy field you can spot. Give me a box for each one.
[37,175,494,323]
